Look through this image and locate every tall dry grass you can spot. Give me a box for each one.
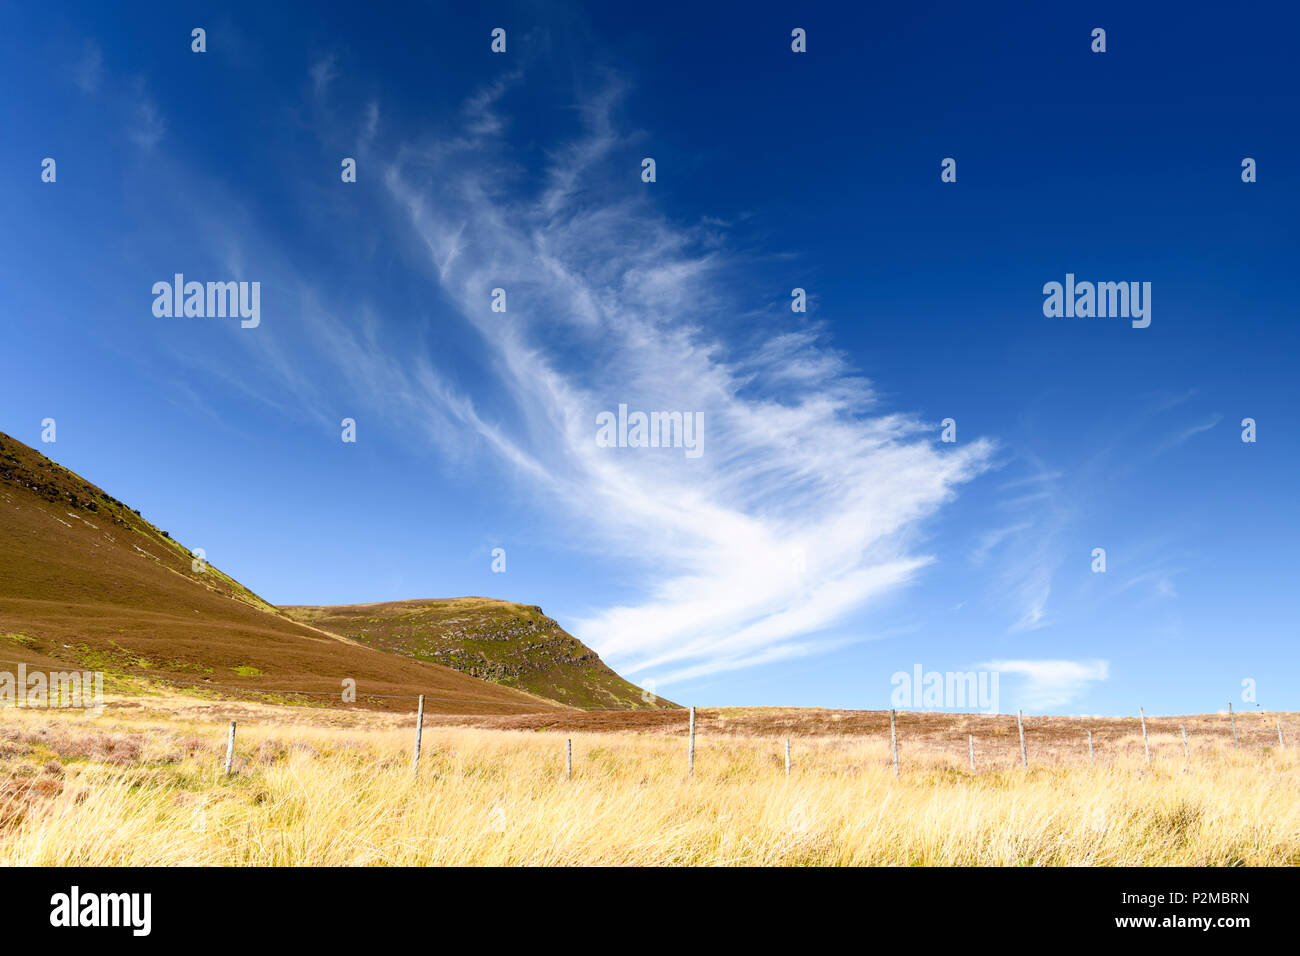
[1,697,1296,866]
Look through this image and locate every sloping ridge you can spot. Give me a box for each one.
[281,598,678,710]
[0,431,558,714]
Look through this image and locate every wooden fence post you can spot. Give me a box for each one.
[1140,707,1151,765]
[224,720,236,776]
[1277,721,1285,750]
[688,706,695,775]
[1181,724,1190,763]
[968,733,975,772]
[1087,729,1094,765]
[1229,701,1238,746]
[784,738,791,776]
[889,709,899,777]
[565,738,572,780]
[1017,710,1027,769]
[412,694,425,775]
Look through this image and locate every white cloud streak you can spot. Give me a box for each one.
[359,78,994,687]
[981,658,1110,709]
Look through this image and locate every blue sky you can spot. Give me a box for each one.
[2,2,1297,715]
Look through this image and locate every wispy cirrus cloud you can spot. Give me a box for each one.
[70,44,165,152]
[73,39,103,94]
[363,77,994,686]
[1152,413,1223,456]
[309,55,337,98]
[125,77,165,151]
[976,391,1216,635]
[981,460,1071,633]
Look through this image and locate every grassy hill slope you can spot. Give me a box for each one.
[281,598,676,710]
[0,431,558,714]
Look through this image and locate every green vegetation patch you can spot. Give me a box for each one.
[74,642,153,673]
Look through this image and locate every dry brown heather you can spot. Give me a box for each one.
[1,694,1297,866]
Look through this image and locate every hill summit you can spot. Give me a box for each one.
[281,598,675,710]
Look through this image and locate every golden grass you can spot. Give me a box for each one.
[1,695,1297,866]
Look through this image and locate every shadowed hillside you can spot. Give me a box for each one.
[0,431,558,714]
[281,598,677,710]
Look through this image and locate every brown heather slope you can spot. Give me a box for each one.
[281,598,676,710]
[0,431,559,715]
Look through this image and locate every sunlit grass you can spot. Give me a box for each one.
[1,696,1296,866]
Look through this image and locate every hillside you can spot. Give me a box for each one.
[0,431,558,714]
[280,599,676,710]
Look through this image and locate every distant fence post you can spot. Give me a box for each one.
[1017,710,1027,769]
[1087,729,1094,765]
[1140,707,1151,765]
[968,733,975,772]
[412,694,425,775]
[565,738,572,780]
[784,738,791,776]
[889,709,899,777]
[1277,721,1285,750]
[1181,724,1190,764]
[224,720,236,776]
[688,706,695,775]
[1229,701,1238,746]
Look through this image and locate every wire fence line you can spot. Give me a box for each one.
[234,702,1294,779]
[1,657,1292,779]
